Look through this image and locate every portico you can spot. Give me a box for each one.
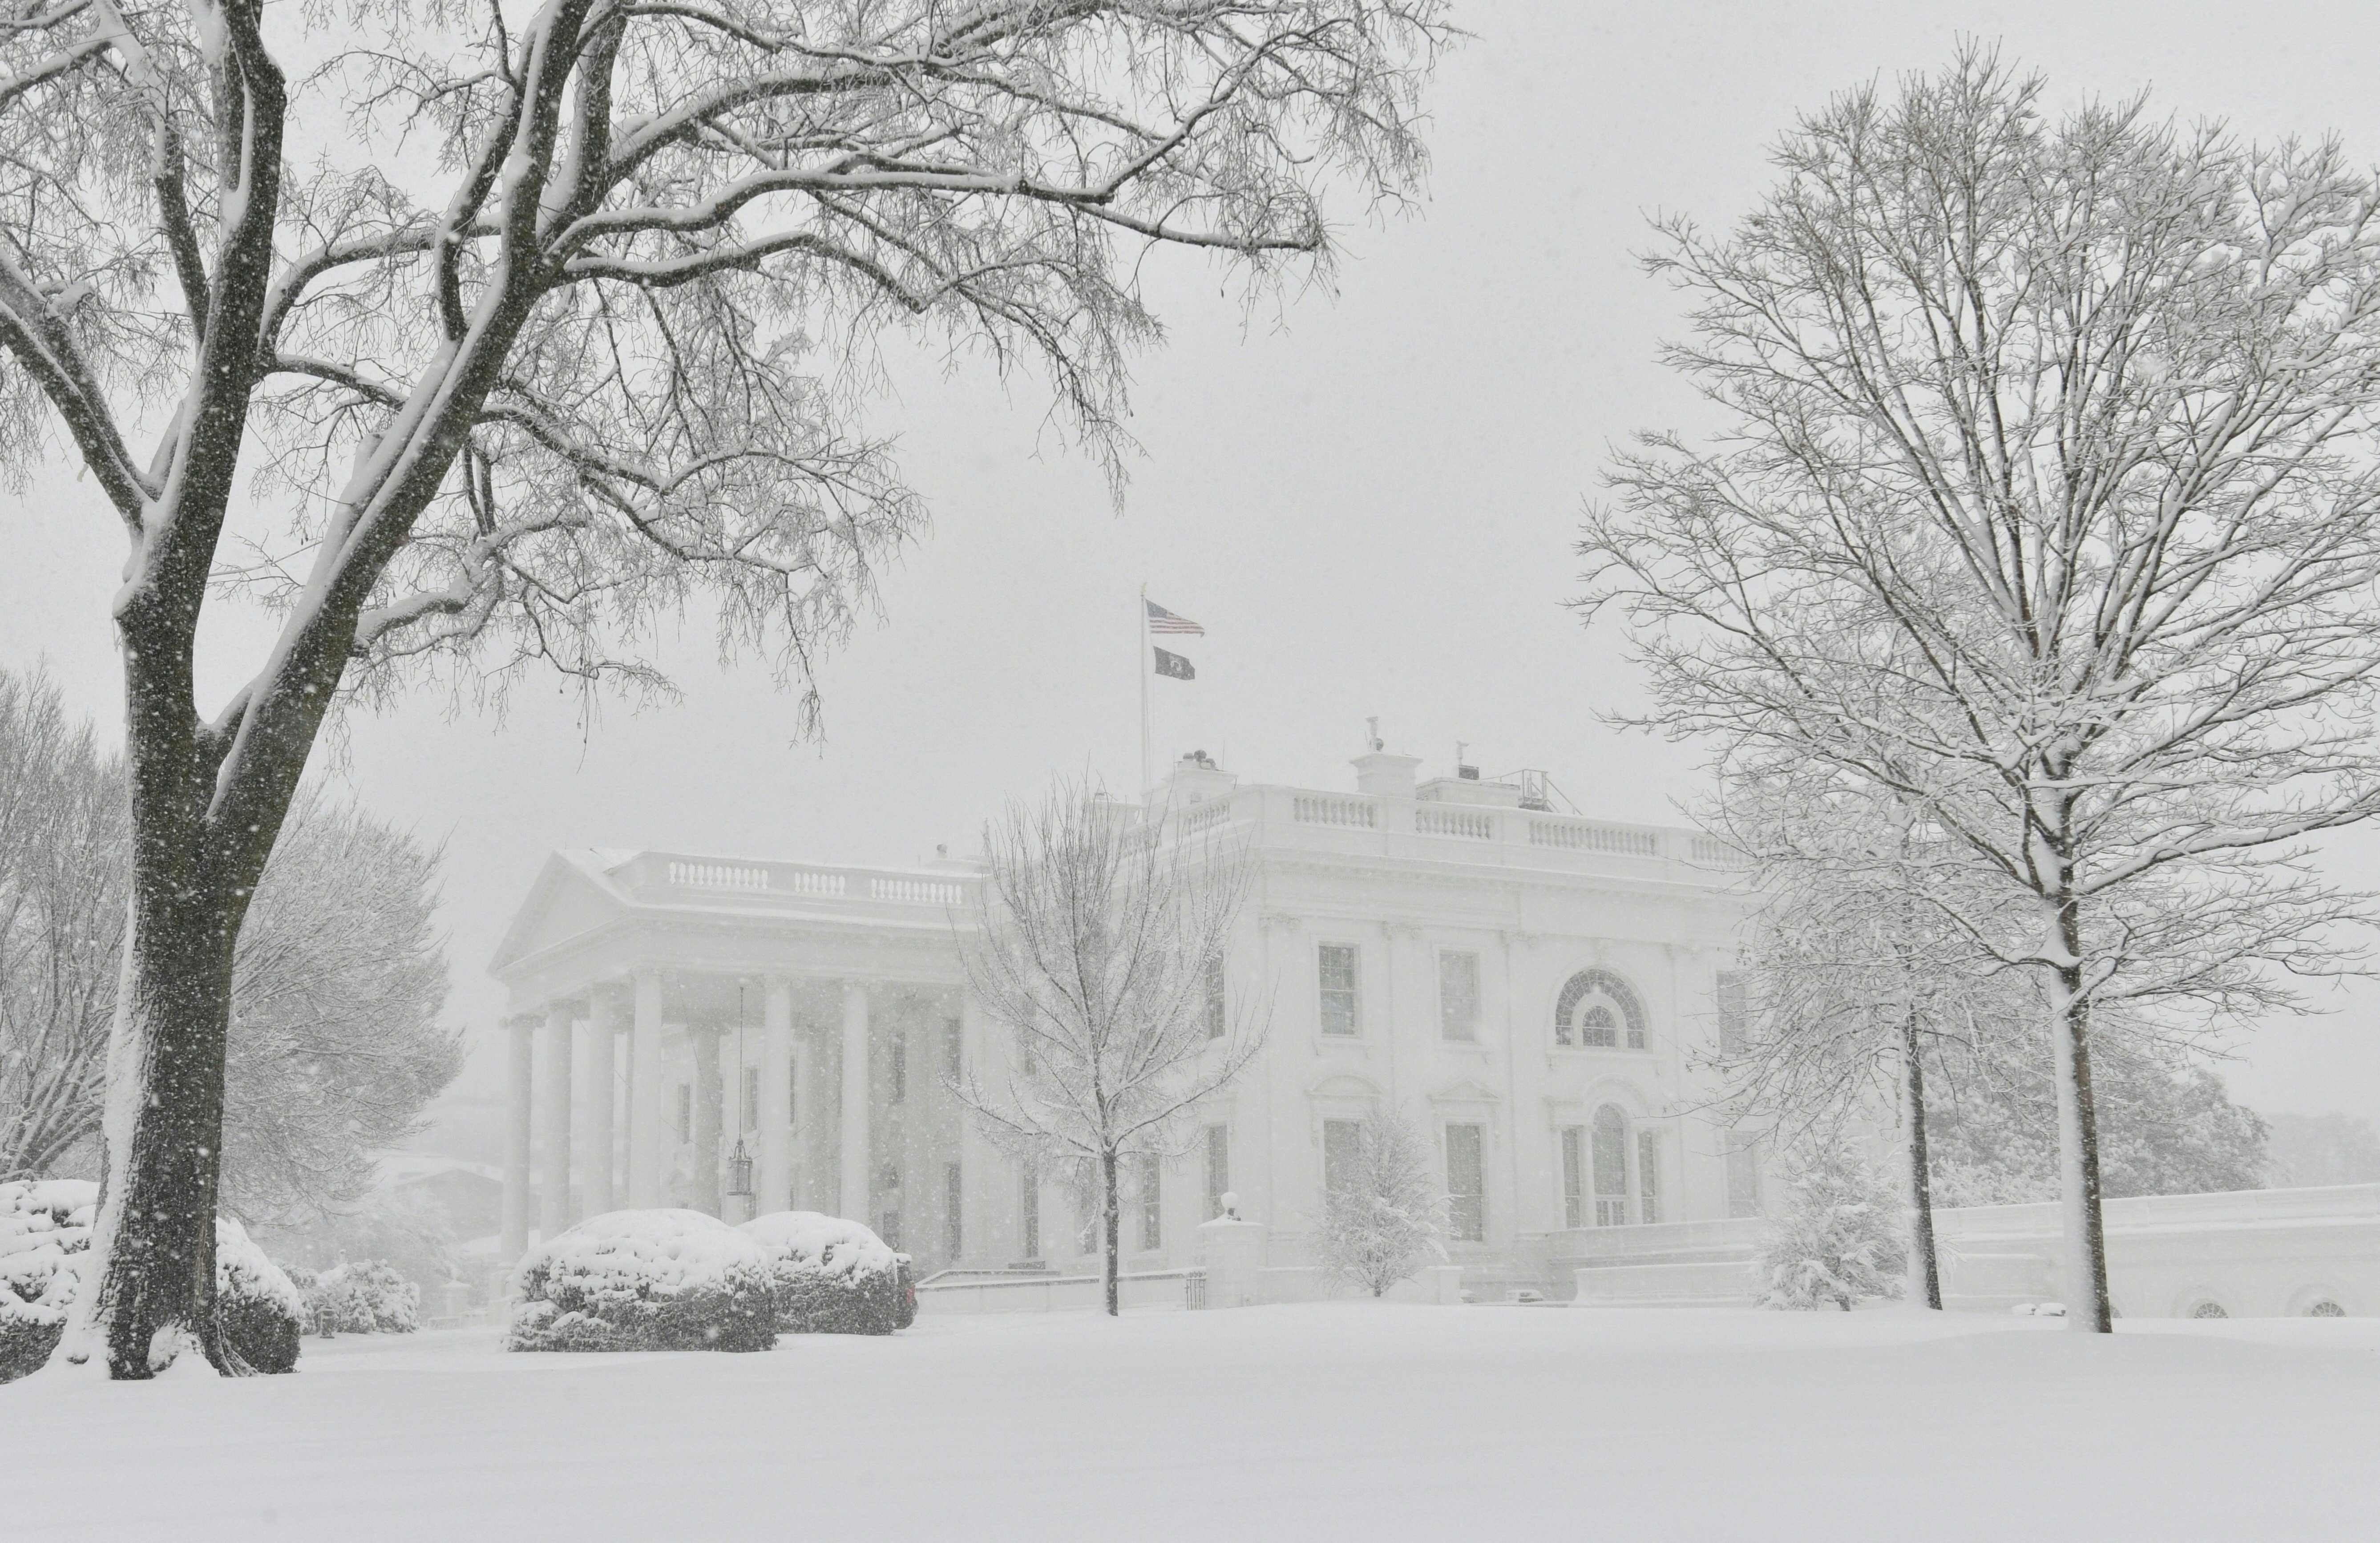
[488,850,990,1271]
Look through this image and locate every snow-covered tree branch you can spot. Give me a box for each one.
[1,0,1448,1377]
[1582,47,2380,1332]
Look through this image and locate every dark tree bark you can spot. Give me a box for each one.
[1902,1013,1941,1311]
[1101,1148,1120,1319]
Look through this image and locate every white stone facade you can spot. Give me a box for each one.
[489,751,1757,1285]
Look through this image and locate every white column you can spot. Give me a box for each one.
[538,1001,577,1240]
[502,1015,534,1260]
[583,988,625,1217]
[692,1021,723,1216]
[840,980,871,1220]
[792,1027,818,1208]
[627,971,665,1207]
[760,978,794,1214]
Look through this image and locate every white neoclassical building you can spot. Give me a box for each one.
[489,747,1762,1289]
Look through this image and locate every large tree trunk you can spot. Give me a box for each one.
[1900,1013,1942,1310]
[1101,1148,1120,1318]
[2044,896,2113,1333]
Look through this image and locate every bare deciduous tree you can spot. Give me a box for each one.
[0,667,459,1228]
[0,0,1448,1375]
[1582,49,2380,1331]
[955,782,1261,1317]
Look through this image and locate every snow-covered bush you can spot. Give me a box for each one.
[295,1261,420,1335]
[1316,1110,1443,1298]
[507,1209,778,1353]
[1,1181,305,1377]
[1,1179,94,1381]
[1756,1142,1907,1312]
[214,1215,307,1372]
[738,1211,906,1335]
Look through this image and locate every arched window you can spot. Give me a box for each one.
[2307,1300,2346,1317]
[2189,1300,2229,1319]
[1591,1105,1630,1226]
[1554,970,1647,1050]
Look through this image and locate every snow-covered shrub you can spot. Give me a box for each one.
[1316,1110,1443,1298]
[738,1211,906,1335]
[508,1209,778,1353]
[209,1216,307,1373]
[0,1181,305,1377]
[1,1179,95,1381]
[295,1261,420,1335]
[1756,1142,1908,1312]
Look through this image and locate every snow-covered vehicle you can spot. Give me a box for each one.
[738,1212,910,1335]
[1,1180,305,1380]
[507,1208,779,1353]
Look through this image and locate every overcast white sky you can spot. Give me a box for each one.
[8,0,2380,1121]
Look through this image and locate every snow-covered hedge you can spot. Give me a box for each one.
[1,1181,306,1378]
[738,1211,907,1335]
[294,1261,420,1335]
[507,1209,778,1353]
[1,1180,94,1381]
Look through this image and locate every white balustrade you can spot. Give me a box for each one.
[1415,806,1496,840]
[870,876,966,906]
[1292,794,1378,829]
[1527,818,1659,857]
[667,860,772,891]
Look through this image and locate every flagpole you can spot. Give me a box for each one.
[1138,582,1151,801]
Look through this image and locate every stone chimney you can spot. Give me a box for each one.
[1351,750,1422,800]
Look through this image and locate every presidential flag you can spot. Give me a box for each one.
[1146,601,1204,635]
[1153,647,1196,681]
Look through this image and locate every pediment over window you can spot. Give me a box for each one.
[1427,1078,1501,1107]
[1307,1072,1386,1102]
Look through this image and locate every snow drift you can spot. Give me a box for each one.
[507,1209,778,1353]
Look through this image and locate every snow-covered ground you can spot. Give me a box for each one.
[11,1305,2376,1541]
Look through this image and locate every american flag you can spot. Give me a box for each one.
[1146,600,1204,635]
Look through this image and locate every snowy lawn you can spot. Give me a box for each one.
[9,1304,2376,1541]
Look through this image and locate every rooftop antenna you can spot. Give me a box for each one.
[1366,715,1383,752]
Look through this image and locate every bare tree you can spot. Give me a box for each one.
[1581,49,2380,1331]
[0,669,123,1183]
[0,1,1448,1376]
[955,782,1261,1317]
[1706,769,2028,1310]
[0,667,460,1225]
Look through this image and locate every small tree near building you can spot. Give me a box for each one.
[955,782,1263,1317]
[1756,1140,1907,1313]
[1317,1109,1443,1298]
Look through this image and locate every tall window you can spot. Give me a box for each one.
[943,1017,964,1080]
[1554,969,1647,1050]
[1591,1106,1630,1226]
[741,1066,760,1132]
[1322,1118,1363,1194]
[1019,1160,1041,1259]
[944,1162,964,1259]
[786,1058,800,1128]
[1560,1126,1586,1229]
[1446,1123,1487,1243]
[675,1082,692,1143]
[1204,955,1227,1040]
[1637,1129,1661,1225]
[1716,971,1748,1057]
[1136,1153,1162,1251]
[1439,949,1481,1042]
[1318,945,1361,1036]
[1724,1132,1762,1219]
[1205,1124,1230,1218]
[889,1034,907,1104]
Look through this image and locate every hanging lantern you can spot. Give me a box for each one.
[726,1138,755,1201]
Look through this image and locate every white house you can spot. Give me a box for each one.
[488,745,2380,1315]
[488,747,1758,1291]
